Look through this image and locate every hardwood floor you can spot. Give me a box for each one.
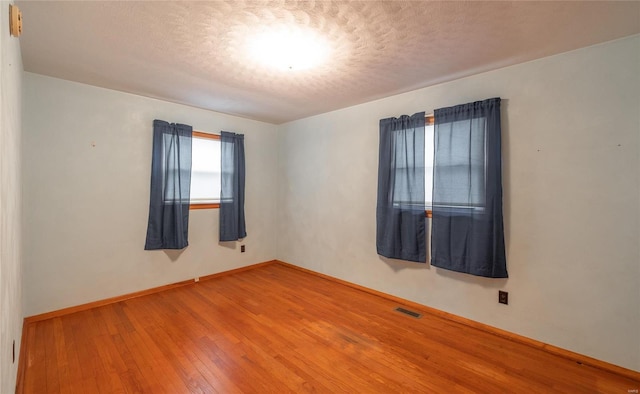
[21,263,639,393]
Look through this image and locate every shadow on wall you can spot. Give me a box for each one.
[157,240,242,261]
[218,241,240,250]
[379,255,431,273]
[435,267,508,289]
[163,249,186,262]
[380,254,508,289]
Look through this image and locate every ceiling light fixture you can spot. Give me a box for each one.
[247,26,330,72]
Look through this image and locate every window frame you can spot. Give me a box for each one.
[190,131,221,210]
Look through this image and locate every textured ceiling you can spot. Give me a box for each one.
[16,1,640,124]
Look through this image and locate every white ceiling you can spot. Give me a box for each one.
[16,1,640,124]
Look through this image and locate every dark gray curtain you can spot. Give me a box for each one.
[376,112,426,262]
[431,98,507,278]
[220,131,246,242]
[144,120,192,250]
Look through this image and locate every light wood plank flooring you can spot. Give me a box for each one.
[21,263,639,393]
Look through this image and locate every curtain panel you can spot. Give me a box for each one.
[431,98,507,278]
[219,131,247,242]
[144,120,193,250]
[376,112,426,263]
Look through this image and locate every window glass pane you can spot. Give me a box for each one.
[425,124,434,207]
[433,117,486,208]
[390,127,425,208]
[190,137,221,203]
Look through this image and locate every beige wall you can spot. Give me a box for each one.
[22,73,279,316]
[277,36,640,371]
[0,1,23,392]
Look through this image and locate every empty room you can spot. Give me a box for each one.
[1,1,639,393]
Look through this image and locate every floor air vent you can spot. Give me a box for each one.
[394,307,422,319]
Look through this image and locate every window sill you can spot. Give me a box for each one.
[190,203,220,210]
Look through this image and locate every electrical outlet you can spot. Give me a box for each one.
[241,245,245,253]
[499,290,509,305]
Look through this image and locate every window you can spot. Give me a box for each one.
[190,131,221,209]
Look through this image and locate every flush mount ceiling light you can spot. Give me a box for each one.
[247,26,331,72]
